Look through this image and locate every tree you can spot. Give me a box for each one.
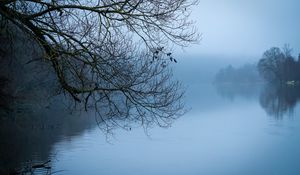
[0,1,199,129]
[257,46,297,83]
[258,47,284,83]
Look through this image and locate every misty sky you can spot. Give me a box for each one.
[185,0,300,59]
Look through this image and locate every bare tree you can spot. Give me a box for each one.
[258,47,284,83]
[257,46,298,84]
[0,1,199,129]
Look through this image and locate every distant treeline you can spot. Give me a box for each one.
[215,45,300,85]
[214,63,261,84]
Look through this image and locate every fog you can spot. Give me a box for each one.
[2,1,300,175]
[171,0,300,84]
[178,0,300,59]
[172,55,256,84]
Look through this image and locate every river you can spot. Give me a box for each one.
[1,83,300,175]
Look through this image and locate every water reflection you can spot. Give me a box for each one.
[0,94,182,174]
[2,83,300,175]
[215,83,300,118]
[0,101,96,174]
[214,83,261,101]
[259,85,300,119]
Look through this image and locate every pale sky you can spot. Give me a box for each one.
[185,0,300,59]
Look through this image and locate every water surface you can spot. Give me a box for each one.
[2,83,300,175]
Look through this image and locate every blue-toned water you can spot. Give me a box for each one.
[1,83,300,175]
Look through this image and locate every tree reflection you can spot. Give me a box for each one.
[259,85,300,119]
[214,83,260,101]
[0,94,181,174]
[214,83,300,119]
[0,101,96,174]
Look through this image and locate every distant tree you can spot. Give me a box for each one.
[257,46,297,83]
[214,64,261,84]
[296,54,300,81]
[0,1,200,127]
[257,47,284,83]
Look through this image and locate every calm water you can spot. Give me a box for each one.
[1,83,300,175]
